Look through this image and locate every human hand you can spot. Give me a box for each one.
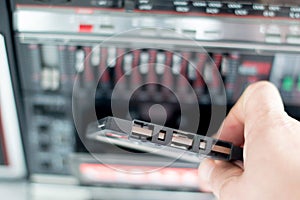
[198,81,300,200]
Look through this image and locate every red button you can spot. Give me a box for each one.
[79,24,93,33]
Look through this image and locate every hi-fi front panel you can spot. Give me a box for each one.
[12,2,300,177]
[18,43,278,104]
[16,42,300,106]
[16,40,300,174]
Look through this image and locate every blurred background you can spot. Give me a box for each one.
[1,0,300,199]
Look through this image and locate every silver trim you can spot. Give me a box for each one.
[0,35,26,178]
[17,33,300,53]
[13,9,300,46]
[30,183,213,200]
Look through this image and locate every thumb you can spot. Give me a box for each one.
[198,159,243,199]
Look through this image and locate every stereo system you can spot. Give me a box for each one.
[5,0,300,190]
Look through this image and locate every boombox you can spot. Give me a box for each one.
[2,0,300,194]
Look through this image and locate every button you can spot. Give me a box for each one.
[206,8,220,14]
[290,7,300,12]
[265,34,281,43]
[139,4,152,10]
[253,4,265,10]
[79,24,93,33]
[286,35,300,44]
[176,6,190,12]
[227,3,242,9]
[282,76,294,92]
[235,9,248,16]
[208,1,222,8]
[174,0,188,6]
[193,1,206,7]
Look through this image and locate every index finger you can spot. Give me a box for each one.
[216,81,285,146]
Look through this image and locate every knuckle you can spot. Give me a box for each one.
[209,165,241,199]
[242,82,284,127]
[243,81,279,110]
[245,81,277,96]
[245,111,289,142]
[218,175,239,200]
[258,111,290,132]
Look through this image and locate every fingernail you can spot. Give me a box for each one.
[199,159,216,183]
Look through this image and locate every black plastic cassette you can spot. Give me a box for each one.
[87,117,243,162]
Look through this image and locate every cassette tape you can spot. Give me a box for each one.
[87,117,243,162]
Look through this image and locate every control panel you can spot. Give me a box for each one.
[11,0,300,177]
